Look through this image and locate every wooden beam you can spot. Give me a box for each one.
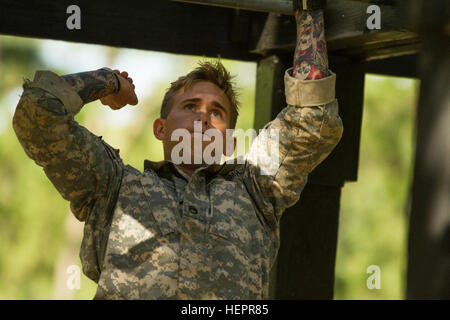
[0,0,420,63]
[406,0,450,299]
[253,55,289,299]
[365,54,419,78]
[310,54,366,185]
[171,0,293,15]
[407,37,450,299]
[253,55,286,130]
[0,0,263,62]
[171,0,403,16]
[276,184,342,299]
[253,2,420,61]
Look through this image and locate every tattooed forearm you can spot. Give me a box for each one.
[293,10,329,80]
[62,68,120,104]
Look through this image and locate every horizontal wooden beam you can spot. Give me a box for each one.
[253,1,420,61]
[0,0,420,63]
[170,0,400,16]
[364,54,419,78]
[171,0,294,15]
[0,0,264,61]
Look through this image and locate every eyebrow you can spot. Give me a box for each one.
[180,98,228,115]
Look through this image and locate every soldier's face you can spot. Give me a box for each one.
[154,81,235,164]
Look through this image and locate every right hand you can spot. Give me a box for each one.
[100,70,138,110]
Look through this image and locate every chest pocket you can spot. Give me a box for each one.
[139,170,179,236]
[208,180,252,256]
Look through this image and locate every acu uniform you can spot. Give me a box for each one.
[13,68,343,299]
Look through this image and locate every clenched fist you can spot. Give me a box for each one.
[101,70,138,110]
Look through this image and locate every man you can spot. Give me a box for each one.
[13,4,342,299]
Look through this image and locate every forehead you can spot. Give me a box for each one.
[172,81,230,108]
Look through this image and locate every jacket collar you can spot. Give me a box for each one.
[143,158,242,179]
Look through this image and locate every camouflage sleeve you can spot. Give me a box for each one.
[12,70,124,222]
[242,69,343,229]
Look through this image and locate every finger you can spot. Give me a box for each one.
[112,69,120,74]
[127,77,133,83]
[121,71,128,78]
[130,93,138,106]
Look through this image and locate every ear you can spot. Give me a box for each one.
[153,118,166,141]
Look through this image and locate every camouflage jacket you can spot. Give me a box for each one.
[13,69,343,299]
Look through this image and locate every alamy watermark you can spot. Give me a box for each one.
[366,265,381,290]
[66,265,81,290]
[366,5,381,30]
[170,121,280,175]
[66,4,382,32]
[66,5,81,30]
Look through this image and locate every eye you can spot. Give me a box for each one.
[211,110,222,118]
[184,104,195,111]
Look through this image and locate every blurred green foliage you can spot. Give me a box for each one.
[335,75,418,299]
[0,35,418,300]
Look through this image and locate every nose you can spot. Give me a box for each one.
[195,108,210,131]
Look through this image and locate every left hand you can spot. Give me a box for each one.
[100,70,138,110]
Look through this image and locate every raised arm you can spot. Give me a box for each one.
[12,68,136,221]
[243,6,343,230]
[293,9,328,80]
[62,68,137,109]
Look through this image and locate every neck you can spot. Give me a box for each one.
[164,147,207,177]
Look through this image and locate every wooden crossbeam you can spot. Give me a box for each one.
[252,1,420,60]
[0,0,419,62]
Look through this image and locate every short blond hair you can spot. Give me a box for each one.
[161,60,240,128]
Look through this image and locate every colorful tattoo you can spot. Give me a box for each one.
[62,68,119,104]
[293,10,329,80]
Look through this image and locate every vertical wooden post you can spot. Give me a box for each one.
[254,54,365,299]
[253,55,289,299]
[253,55,287,130]
[406,36,450,299]
[404,0,450,299]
